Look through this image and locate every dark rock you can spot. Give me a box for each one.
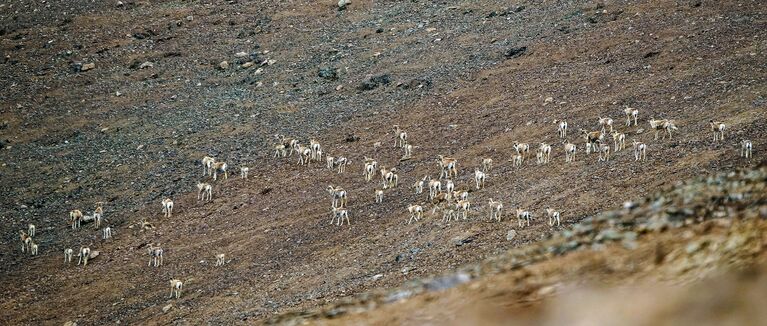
[318,67,338,80]
[644,51,661,59]
[345,134,360,142]
[358,74,391,91]
[504,46,527,59]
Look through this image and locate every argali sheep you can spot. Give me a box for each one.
[741,140,753,158]
[563,141,577,163]
[413,176,426,194]
[455,200,471,220]
[482,158,493,172]
[649,118,678,140]
[474,169,486,190]
[297,146,312,165]
[331,207,350,226]
[78,247,91,266]
[546,208,561,226]
[624,107,639,126]
[383,168,399,189]
[327,185,348,209]
[275,134,299,156]
[453,190,469,202]
[64,248,74,264]
[273,144,287,158]
[162,198,174,218]
[197,182,213,201]
[148,246,164,267]
[427,177,442,200]
[538,143,552,164]
[169,279,184,299]
[70,210,84,229]
[375,189,384,203]
[335,157,350,173]
[488,199,503,222]
[28,224,35,237]
[212,161,228,180]
[553,119,568,138]
[21,232,32,253]
[240,166,249,179]
[407,204,424,224]
[309,139,322,160]
[201,156,216,176]
[392,125,408,147]
[580,129,604,154]
[516,208,532,228]
[710,120,726,141]
[598,117,614,133]
[326,156,336,170]
[30,242,38,256]
[430,193,450,214]
[403,144,414,159]
[442,208,457,223]
[437,155,458,179]
[511,153,523,167]
[102,227,112,239]
[363,158,378,181]
[94,202,105,227]
[633,140,647,161]
[445,179,456,200]
[215,253,226,267]
[598,143,611,162]
[612,131,626,152]
[512,142,531,161]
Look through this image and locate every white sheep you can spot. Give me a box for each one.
[598,143,611,162]
[201,156,216,176]
[162,198,174,218]
[78,247,91,266]
[624,107,639,126]
[28,224,35,237]
[102,227,113,239]
[375,189,384,203]
[538,143,552,164]
[474,169,486,189]
[428,177,442,200]
[437,155,458,179]
[633,140,647,161]
[553,119,568,138]
[513,142,530,162]
[407,204,423,224]
[393,125,408,147]
[455,200,471,220]
[741,140,752,158]
[273,144,287,158]
[335,157,350,173]
[212,161,228,180]
[710,120,725,141]
[64,248,74,264]
[545,207,560,226]
[30,242,38,256]
[598,117,614,133]
[149,246,164,267]
[516,208,532,228]
[240,166,249,179]
[169,279,183,299]
[197,183,213,201]
[563,141,577,163]
[70,210,83,229]
[215,253,226,267]
[612,131,626,152]
[649,118,677,140]
[382,168,398,189]
[327,185,348,208]
[511,153,523,167]
[482,158,493,172]
[310,139,322,160]
[488,199,503,222]
[413,176,426,194]
[331,207,350,226]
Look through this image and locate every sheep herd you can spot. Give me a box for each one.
[14,106,755,301]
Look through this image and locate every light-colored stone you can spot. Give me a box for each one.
[81,63,96,71]
[218,61,229,70]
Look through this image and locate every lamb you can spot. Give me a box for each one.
[563,141,577,163]
[516,208,532,228]
[201,156,216,176]
[78,247,91,266]
[633,140,647,161]
[273,144,287,158]
[488,199,503,222]
[383,168,399,189]
[598,117,614,133]
[553,119,568,138]
[741,140,753,158]
[335,157,350,173]
[327,185,348,208]
[70,210,83,229]
[455,200,471,220]
[649,118,678,140]
[710,120,726,141]
[162,198,174,218]
[612,131,626,152]
[240,166,249,179]
[212,161,228,180]
[102,227,113,239]
[309,139,322,160]
[482,158,493,172]
[545,207,561,226]
[393,125,408,147]
[375,189,384,203]
[197,182,213,201]
[169,279,183,299]
[331,207,350,226]
[148,246,164,267]
[598,143,611,162]
[215,253,226,267]
[580,129,604,154]
[64,248,74,264]
[513,142,530,161]
[428,177,442,200]
[474,169,486,189]
[538,143,552,164]
[20,231,32,253]
[407,204,424,224]
[511,153,523,167]
[413,176,426,194]
[28,224,35,237]
[624,107,639,126]
[437,155,458,179]
[30,242,38,256]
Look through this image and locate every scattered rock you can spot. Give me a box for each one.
[358,74,391,91]
[318,67,338,80]
[451,233,475,246]
[372,274,383,281]
[506,230,517,241]
[504,46,527,59]
[234,51,248,58]
[162,304,172,313]
[338,0,351,10]
[424,272,470,291]
[80,62,96,72]
[241,61,255,68]
[138,61,153,69]
[218,61,229,70]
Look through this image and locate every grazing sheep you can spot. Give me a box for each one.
[102,227,112,239]
[649,118,678,140]
[444,179,455,199]
[455,200,471,220]
[169,279,183,299]
[331,207,350,226]
[513,142,531,161]
[474,169,486,189]
[327,185,348,209]
[413,176,426,194]
[624,107,639,126]
[64,248,74,264]
[482,158,493,172]
[553,119,568,138]
[710,120,726,141]
[215,253,226,267]
[30,242,38,256]
[201,156,216,176]
[240,166,249,179]
[437,155,458,179]
[633,140,647,161]
[516,208,532,228]
[442,208,457,223]
[28,224,35,237]
[546,207,561,226]
[741,140,753,158]
[580,129,604,154]
[78,247,91,266]
[197,183,213,201]
[488,199,503,222]
[598,143,611,162]
[70,210,83,229]
[511,153,523,167]
[393,125,408,147]
[563,141,577,163]
[407,204,424,224]
[162,198,174,218]
[148,246,164,267]
[297,146,312,166]
[212,161,228,180]
[538,143,552,164]
[403,144,413,159]
[335,157,350,173]
[383,168,398,189]
[273,144,287,158]
[428,177,442,200]
[375,189,384,203]
[310,139,322,160]
[612,131,626,152]
[598,117,614,133]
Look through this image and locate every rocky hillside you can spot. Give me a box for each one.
[0,0,764,324]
